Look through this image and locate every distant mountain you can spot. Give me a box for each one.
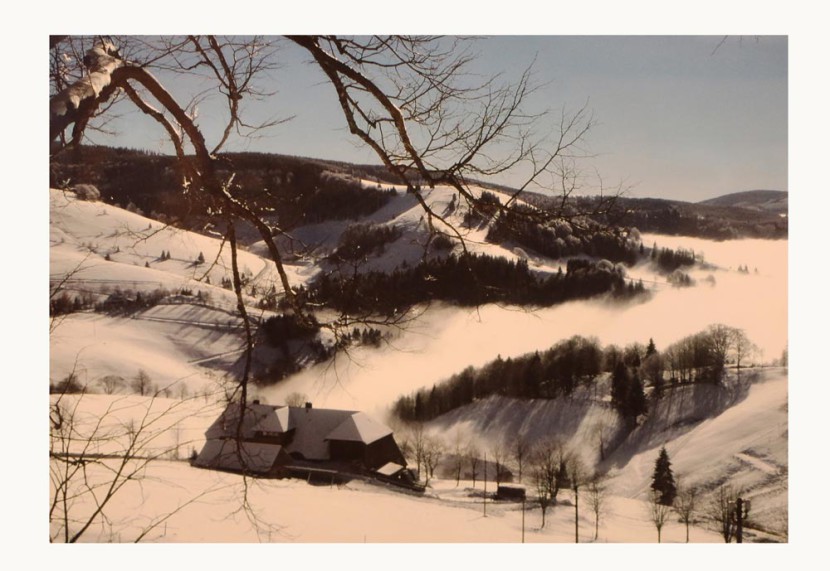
[699,190,788,215]
[522,192,787,240]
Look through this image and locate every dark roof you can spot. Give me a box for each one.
[194,439,287,474]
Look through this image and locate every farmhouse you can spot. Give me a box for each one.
[194,401,407,480]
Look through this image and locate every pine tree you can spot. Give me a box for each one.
[627,371,647,418]
[646,338,657,358]
[651,447,677,506]
[611,361,629,412]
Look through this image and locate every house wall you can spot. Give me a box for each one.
[329,440,366,464]
[366,435,406,469]
[329,436,406,470]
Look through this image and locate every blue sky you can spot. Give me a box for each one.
[88,35,787,204]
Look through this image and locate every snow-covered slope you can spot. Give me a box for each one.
[255,184,564,276]
[51,188,279,295]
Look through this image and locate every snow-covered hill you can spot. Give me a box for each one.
[48,184,788,543]
[424,367,787,537]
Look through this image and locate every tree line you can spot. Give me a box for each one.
[486,202,641,265]
[522,193,787,240]
[662,324,757,384]
[296,253,646,316]
[50,146,396,232]
[651,244,696,273]
[328,223,403,263]
[393,324,757,423]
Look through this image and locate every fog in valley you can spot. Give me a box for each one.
[263,234,787,416]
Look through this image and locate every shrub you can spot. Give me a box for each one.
[262,313,320,346]
[330,223,402,262]
[73,184,101,201]
[431,234,454,251]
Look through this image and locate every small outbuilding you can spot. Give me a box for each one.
[496,483,527,501]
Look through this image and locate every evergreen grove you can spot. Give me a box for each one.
[392,325,756,423]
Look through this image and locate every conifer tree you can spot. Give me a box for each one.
[627,370,647,418]
[611,361,629,413]
[651,447,677,506]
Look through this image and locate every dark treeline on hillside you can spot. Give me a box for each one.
[50,146,395,231]
[651,245,696,273]
[393,336,605,422]
[257,311,385,383]
[522,194,787,240]
[50,286,215,319]
[294,254,646,315]
[485,200,640,265]
[392,324,756,423]
[328,223,403,263]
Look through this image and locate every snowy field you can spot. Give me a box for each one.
[52,372,786,542]
[51,456,728,544]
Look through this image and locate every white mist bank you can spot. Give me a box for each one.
[262,235,787,416]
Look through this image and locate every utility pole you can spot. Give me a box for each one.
[729,496,750,543]
[736,497,749,543]
[483,451,487,517]
[574,483,579,544]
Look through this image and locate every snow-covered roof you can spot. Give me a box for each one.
[375,462,405,477]
[325,411,393,445]
[204,403,395,461]
[194,439,286,474]
[256,406,292,434]
[284,407,356,460]
[204,403,292,440]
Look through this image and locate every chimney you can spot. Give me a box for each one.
[305,402,312,410]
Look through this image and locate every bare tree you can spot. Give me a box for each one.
[491,441,509,485]
[592,419,610,462]
[131,369,154,396]
[50,36,611,343]
[529,439,566,529]
[707,484,743,543]
[414,424,430,481]
[49,35,618,538]
[706,324,735,379]
[641,352,665,392]
[284,391,309,407]
[49,387,225,542]
[421,436,444,486]
[98,375,124,395]
[732,329,757,371]
[648,490,672,543]
[512,435,529,483]
[569,456,587,543]
[466,444,480,488]
[586,474,607,541]
[674,481,698,543]
[451,430,465,486]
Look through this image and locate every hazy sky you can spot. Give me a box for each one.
[92,36,787,203]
